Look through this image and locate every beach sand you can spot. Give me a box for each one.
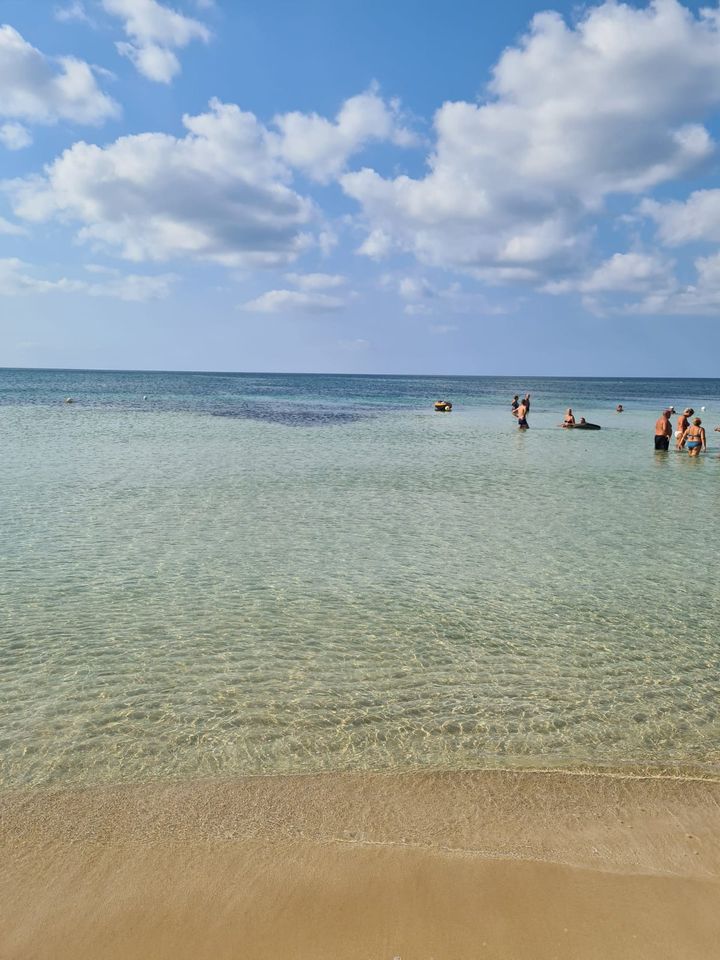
[2,769,720,960]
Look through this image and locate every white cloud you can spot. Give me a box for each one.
[0,24,118,126]
[0,216,26,235]
[629,252,720,314]
[342,1,720,283]
[101,0,210,83]
[240,289,346,313]
[8,99,316,268]
[284,272,346,290]
[393,274,508,316]
[0,258,175,300]
[54,2,92,24]
[357,228,393,260]
[547,248,720,315]
[546,252,672,294]
[398,276,437,302]
[273,89,415,183]
[641,190,720,246]
[0,122,32,150]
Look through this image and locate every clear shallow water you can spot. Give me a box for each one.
[1,369,720,789]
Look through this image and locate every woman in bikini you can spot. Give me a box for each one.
[675,408,694,449]
[679,417,706,457]
[562,408,576,427]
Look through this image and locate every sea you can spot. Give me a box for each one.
[2,368,719,790]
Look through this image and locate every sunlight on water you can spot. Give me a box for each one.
[1,371,719,788]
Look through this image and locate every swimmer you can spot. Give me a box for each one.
[679,418,706,457]
[616,404,624,412]
[562,408,576,427]
[675,408,694,449]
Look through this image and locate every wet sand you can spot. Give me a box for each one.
[2,769,720,959]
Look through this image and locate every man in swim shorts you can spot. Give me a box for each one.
[516,398,529,430]
[654,409,673,451]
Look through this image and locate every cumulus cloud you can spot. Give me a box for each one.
[342,0,720,283]
[629,252,720,314]
[0,258,175,300]
[546,252,672,294]
[284,272,346,290]
[273,89,415,183]
[6,89,412,270]
[0,24,118,127]
[101,0,210,83]
[240,289,347,313]
[0,122,32,150]
[8,99,316,268]
[640,190,720,245]
[546,248,720,315]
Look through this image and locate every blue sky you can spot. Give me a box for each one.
[2,0,720,375]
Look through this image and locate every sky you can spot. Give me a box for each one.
[2,0,720,375]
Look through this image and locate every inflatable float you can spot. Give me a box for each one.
[563,420,601,430]
[434,400,452,412]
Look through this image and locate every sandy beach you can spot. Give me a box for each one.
[3,769,720,960]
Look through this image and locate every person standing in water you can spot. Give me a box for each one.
[675,408,694,450]
[654,409,673,451]
[679,418,706,457]
[511,395,520,417]
[516,397,529,430]
[563,408,576,426]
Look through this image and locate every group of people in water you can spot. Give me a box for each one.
[511,393,598,430]
[654,407,715,457]
[508,394,716,453]
[561,409,598,429]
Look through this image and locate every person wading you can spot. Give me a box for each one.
[654,409,673,451]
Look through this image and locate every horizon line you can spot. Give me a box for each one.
[1,366,718,381]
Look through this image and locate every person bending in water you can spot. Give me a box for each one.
[675,408,694,449]
[563,408,576,427]
[516,398,529,430]
[654,409,673,451]
[680,418,706,457]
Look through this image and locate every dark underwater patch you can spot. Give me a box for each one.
[211,404,373,426]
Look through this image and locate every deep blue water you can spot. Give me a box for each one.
[1,368,718,426]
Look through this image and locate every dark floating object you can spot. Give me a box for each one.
[434,400,452,412]
[64,397,74,404]
[565,420,601,430]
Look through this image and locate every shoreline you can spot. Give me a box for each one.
[3,768,720,959]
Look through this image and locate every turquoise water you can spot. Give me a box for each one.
[2,370,720,788]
